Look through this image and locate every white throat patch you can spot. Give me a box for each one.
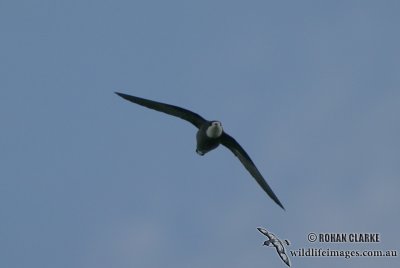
[206,122,223,138]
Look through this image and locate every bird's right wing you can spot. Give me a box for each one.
[115,92,207,128]
[257,227,271,237]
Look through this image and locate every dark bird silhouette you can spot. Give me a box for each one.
[115,92,285,210]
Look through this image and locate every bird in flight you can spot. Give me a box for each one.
[115,92,285,210]
[257,227,291,267]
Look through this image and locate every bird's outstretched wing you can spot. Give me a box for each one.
[257,227,278,241]
[221,133,285,210]
[115,92,207,128]
[257,227,272,238]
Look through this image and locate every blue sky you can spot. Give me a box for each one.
[1,1,399,267]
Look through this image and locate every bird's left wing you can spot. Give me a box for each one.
[115,92,207,128]
[220,133,285,210]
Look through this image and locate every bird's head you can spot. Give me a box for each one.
[263,240,272,246]
[206,121,223,138]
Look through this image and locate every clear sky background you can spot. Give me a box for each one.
[1,1,399,267]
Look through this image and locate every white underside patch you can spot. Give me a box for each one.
[206,124,223,138]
